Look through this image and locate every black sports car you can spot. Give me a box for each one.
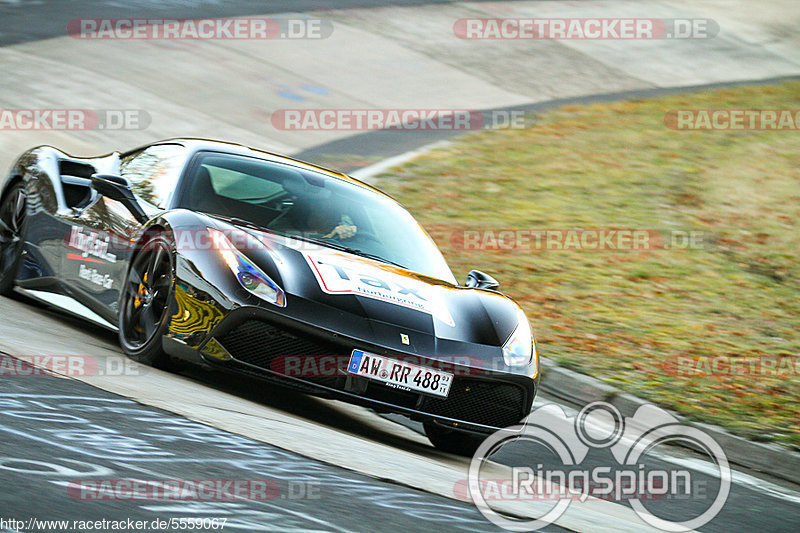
[0,138,539,454]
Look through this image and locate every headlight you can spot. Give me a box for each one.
[209,229,286,307]
[503,308,535,368]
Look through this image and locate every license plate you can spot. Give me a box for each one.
[347,350,453,398]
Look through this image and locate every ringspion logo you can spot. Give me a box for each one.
[468,402,730,531]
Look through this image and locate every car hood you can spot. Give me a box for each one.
[196,217,520,352]
[245,227,519,348]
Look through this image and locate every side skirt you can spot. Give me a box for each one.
[14,287,118,331]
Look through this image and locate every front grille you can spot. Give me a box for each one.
[226,360,330,395]
[217,319,528,428]
[216,320,347,387]
[422,379,526,428]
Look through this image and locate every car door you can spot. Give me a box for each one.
[61,143,187,320]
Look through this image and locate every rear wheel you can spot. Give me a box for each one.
[119,234,175,368]
[0,183,27,296]
[424,421,486,456]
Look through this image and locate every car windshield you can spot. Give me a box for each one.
[177,151,456,283]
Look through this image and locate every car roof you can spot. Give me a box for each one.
[146,137,392,199]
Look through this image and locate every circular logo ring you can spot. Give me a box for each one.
[575,401,624,448]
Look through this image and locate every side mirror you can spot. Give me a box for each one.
[90,174,148,224]
[465,270,499,290]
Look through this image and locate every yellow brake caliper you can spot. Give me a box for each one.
[134,271,148,308]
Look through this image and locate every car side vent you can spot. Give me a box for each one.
[58,160,97,209]
[59,160,96,179]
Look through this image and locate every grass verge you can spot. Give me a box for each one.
[375,82,800,448]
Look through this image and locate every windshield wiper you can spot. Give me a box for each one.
[293,236,408,269]
[346,249,407,269]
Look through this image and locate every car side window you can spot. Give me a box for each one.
[119,144,187,209]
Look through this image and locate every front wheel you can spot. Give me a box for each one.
[118,233,175,369]
[424,422,486,456]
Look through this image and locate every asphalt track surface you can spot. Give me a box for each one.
[0,353,539,533]
[1,293,799,532]
[1,1,800,532]
[0,0,521,47]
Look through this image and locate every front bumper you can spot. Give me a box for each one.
[197,308,538,434]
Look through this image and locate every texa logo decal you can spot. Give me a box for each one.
[304,251,455,326]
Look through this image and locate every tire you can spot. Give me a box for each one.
[118,233,175,369]
[0,182,27,296]
[424,421,486,456]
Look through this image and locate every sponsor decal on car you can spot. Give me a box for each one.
[303,250,455,326]
[78,264,113,289]
[67,226,118,263]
